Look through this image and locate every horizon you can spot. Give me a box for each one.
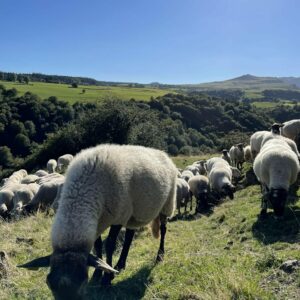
[1,0,300,84]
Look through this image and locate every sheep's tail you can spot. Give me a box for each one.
[151,216,160,239]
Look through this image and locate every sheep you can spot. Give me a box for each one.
[51,183,64,213]
[47,159,57,174]
[36,173,64,186]
[176,178,191,214]
[12,183,39,214]
[271,123,283,135]
[35,170,49,177]
[57,154,73,172]
[221,149,231,165]
[19,144,178,298]
[229,143,244,170]
[206,157,236,200]
[24,178,65,213]
[281,119,300,144]
[192,160,207,175]
[253,138,299,217]
[181,170,194,182]
[0,189,14,217]
[188,175,210,212]
[260,132,300,159]
[21,174,39,184]
[250,130,270,159]
[244,145,252,163]
[184,165,199,176]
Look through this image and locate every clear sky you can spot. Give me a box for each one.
[1,0,299,84]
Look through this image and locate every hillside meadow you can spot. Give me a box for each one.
[0,81,175,103]
[0,157,299,300]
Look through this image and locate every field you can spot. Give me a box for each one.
[0,157,299,299]
[0,81,175,104]
[252,101,295,108]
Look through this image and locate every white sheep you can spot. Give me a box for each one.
[19,144,178,297]
[221,149,231,165]
[184,165,199,176]
[21,174,39,184]
[253,138,299,217]
[35,170,49,177]
[206,157,236,199]
[229,143,244,170]
[181,170,194,182]
[250,130,270,159]
[281,119,300,143]
[36,173,64,186]
[192,160,207,175]
[188,175,210,212]
[57,154,73,172]
[176,178,191,214]
[47,159,57,174]
[244,145,252,163]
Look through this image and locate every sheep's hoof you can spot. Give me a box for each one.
[114,262,126,272]
[101,273,114,286]
[156,251,164,263]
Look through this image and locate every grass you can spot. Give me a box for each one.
[252,101,294,108]
[0,81,175,104]
[0,156,299,299]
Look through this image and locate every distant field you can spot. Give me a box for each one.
[252,101,294,108]
[0,81,175,103]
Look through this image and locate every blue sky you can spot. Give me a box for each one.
[1,0,299,83]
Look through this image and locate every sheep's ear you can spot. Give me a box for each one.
[18,255,51,270]
[87,254,118,274]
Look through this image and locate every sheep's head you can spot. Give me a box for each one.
[222,183,236,199]
[196,188,210,212]
[18,250,118,300]
[222,149,228,155]
[271,123,283,135]
[269,188,287,217]
[237,143,244,151]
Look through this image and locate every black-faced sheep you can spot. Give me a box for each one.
[188,175,210,212]
[19,144,177,299]
[221,149,231,165]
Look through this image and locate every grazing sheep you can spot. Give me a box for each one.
[176,178,191,214]
[260,132,300,159]
[19,144,177,297]
[181,170,194,182]
[188,175,210,212]
[47,159,57,174]
[244,145,252,163]
[57,154,73,172]
[193,160,207,175]
[184,165,199,176]
[35,170,49,177]
[253,138,299,217]
[24,178,65,213]
[21,174,39,184]
[281,119,300,144]
[206,157,236,200]
[250,130,269,159]
[221,149,231,165]
[0,189,14,216]
[229,143,244,170]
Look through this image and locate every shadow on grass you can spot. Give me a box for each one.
[85,265,153,300]
[252,205,300,244]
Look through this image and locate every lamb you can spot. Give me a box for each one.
[229,143,244,170]
[47,159,57,174]
[57,154,73,172]
[253,138,299,217]
[206,157,236,199]
[188,175,210,212]
[176,178,191,214]
[19,144,178,298]
[221,149,231,165]
[244,145,252,163]
[281,119,300,143]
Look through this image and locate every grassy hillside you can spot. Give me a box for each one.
[0,81,175,103]
[0,158,299,299]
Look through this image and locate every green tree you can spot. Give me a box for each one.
[71,82,78,88]
[24,76,29,84]
[0,146,14,167]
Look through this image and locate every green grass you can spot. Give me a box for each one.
[0,81,175,104]
[0,158,299,299]
[252,101,294,108]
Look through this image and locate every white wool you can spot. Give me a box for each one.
[51,144,177,252]
[35,170,49,177]
[244,145,252,162]
[229,145,244,168]
[188,175,209,197]
[57,154,74,172]
[253,138,299,190]
[250,130,269,159]
[176,178,190,209]
[281,119,300,141]
[47,159,57,174]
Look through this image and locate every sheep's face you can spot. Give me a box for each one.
[46,251,88,300]
[222,184,235,200]
[269,188,287,217]
[196,190,209,211]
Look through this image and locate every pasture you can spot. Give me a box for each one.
[0,157,299,299]
[0,81,175,104]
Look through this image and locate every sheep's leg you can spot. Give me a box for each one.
[189,191,193,211]
[114,228,135,271]
[260,185,268,218]
[90,236,103,282]
[156,214,167,263]
[101,225,122,285]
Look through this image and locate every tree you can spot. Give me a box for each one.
[14,133,31,156]
[24,76,29,84]
[17,74,23,83]
[71,82,78,88]
[0,146,14,167]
